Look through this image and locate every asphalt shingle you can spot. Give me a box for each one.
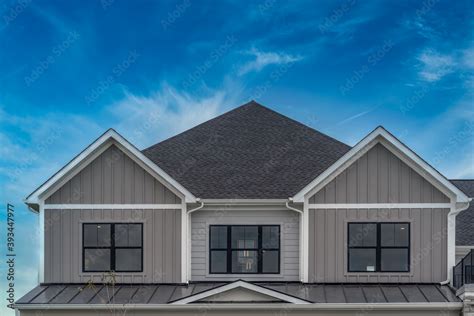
[143,101,350,199]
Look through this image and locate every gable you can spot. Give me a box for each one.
[295,126,469,204]
[309,143,450,204]
[45,144,181,204]
[196,287,284,303]
[170,280,310,304]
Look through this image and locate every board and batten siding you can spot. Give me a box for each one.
[45,144,181,204]
[308,208,448,283]
[44,208,181,283]
[191,209,300,281]
[309,143,450,204]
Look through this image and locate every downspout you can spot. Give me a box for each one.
[286,198,305,282]
[285,198,303,214]
[185,198,204,284]
[440,199,471,285]
[188,198,204,214]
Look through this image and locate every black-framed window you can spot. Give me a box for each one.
[209,225,280,274]
[348,222,410,273]
[83,223,143,272]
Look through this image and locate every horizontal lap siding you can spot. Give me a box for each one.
[44,209,181,283]
[308,208,448,283]
[191,209,300,281]
[45,145,180,204]
[309,143,449,204]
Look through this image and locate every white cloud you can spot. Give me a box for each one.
[238,48,302,75]
[108,82,244,148]
[417,49,456,82]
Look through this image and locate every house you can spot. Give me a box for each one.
[15,101,474,315]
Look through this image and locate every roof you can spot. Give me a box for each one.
[16,282,460,305]
[143,101,351,199]
[451,179,474,246]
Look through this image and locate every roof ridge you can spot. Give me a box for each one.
[142,100,350,152]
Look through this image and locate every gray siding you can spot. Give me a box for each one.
[191,208,300,281]
[309,143,449,204]
[308,208,449,283]
[44,208,181,283]
[45,145,180,204]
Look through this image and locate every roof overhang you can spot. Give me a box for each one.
[24,129,197,210]
[292,126,471,205]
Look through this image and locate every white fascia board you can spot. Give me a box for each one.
[292,126,470,204]
[15,302,463,311]
[24,129,196,206]
[43,204,182,209]
[200,199,289,205]
[307,203,452,209]
[170,280,311,304]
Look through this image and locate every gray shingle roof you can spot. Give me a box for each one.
[451,179,474,246]
[16,283,459,305]
[143,101,351,199]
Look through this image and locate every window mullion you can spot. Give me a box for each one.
[258,226,262,273]
[227,226,232,273]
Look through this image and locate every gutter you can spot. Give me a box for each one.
[14,302,464,311]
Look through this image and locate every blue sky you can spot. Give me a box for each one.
[0,0,473,314]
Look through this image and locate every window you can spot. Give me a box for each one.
[348,222,409,272]
[83,223,143,272]
[209,225,280,274]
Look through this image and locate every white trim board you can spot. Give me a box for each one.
[25,129,197,206]
[292,126,470,205]
[170,280,310,304]
[307,203,452,209]
[15,302,463,311]
[43,204,182,210]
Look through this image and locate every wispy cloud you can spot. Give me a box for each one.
[416,49,456,82]
[336,105,380,126]
[238,48,302,75]
[108,81,244,148]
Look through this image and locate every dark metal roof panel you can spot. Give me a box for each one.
[324,285,346,303]
[147,285,176,304]
[380,285,407,303]
[399,285,428,302]
[15,285,47,304]
[362,285,387,303]
[50,285,84,304]
[342,285,366,303]
[30,285,65,304]
[130,285,158,304]
[16,283,460,305]
[88,285,119,304]
[69,285,102,304]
